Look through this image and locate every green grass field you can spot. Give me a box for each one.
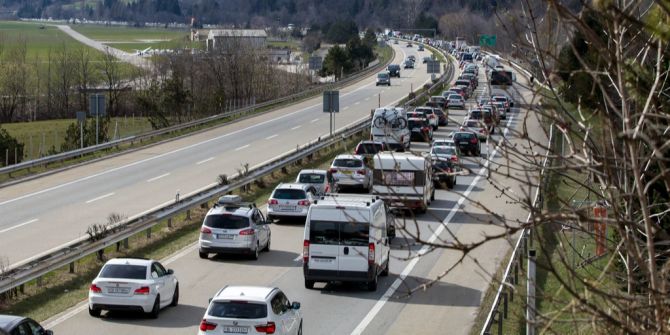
[0,21,100,58]
[71,24,189,52]
[2,117,153,161]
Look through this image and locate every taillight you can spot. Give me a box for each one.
[303,240,310,263]
[400,135,404,142]
[459,127,465,131]
[368,243,375,265]
[447,167,453,173]
[239,229,255,235]
[329,168,338,173]
[451,156,458,162]
[298,200,311,206]
[356,169,366,175]
[268,199,278,205]
[90,284,102,293]
[199,319,217,331]
[255,322,276,334]
[201,227,212,234]
[134,286,150,295]
[470,138,478,144]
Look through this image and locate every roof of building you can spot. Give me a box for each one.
[208,29,267,38]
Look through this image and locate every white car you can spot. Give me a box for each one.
[329,154,373,192]
[199,286,302,335]
[296,169,331,196]
[267,183,318,222]
[414,107,439,130]
[446,94,465,109]
[88,258,179,318]
[432,138,457,149]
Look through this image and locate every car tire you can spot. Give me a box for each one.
[381,256,390,277]
[88,306,101,318]
[264,235,271,252]
[367,275,378,291]
[446,179,454,189]
[433,125,438,131]
[304,279,315,289]
[199,251,208,259]
[148,296,160,319]
[170,284,179,307]
[431,189,435,201]
[251,243,260,260]
[267,215,274,222]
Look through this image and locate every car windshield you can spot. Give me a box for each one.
[333,159,363,168]
[204,214,250,229]
[273,188,307,200]
[432,147,456,155]
[208,301,268,319]
[99,264,146,280]
[298,173,325,183]
[356,143,383,154]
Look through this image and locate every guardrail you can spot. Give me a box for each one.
[0,44,453,296]
[0,46,395,176]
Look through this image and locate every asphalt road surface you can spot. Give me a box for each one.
[0,43,432,268]
[44,54,548,334]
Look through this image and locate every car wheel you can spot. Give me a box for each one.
[433,125,438,131]
[148,296,160,319]
[251,243,260,260]
[381,256,390,277]
[367,275,378,291]
[170,284,179,307]
[264,235,271,252]
[446,179,454,189]
[199,251,208,259]
[88,306,101,318]
[304,279,315,289]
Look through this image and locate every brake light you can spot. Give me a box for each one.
[134,286,150,295]
[356,169,366,175]
[470,138,478,144]
[201,227,212,234]
[368,243,375,265]
[459,127,465,131]
[199,319,217,331]
[451,156,458,162]
[239,229,255,235]
[329,168,338,173]
[268,199,278,205]
[90,284,102,293]
[303,240,310,263]
[255,322,276,334]
[298,200,311,206]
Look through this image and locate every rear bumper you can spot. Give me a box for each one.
[303,267,375,282]
[89,294,155,313]
[199,245,255,254]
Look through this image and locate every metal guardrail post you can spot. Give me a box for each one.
[496,310,503,334]
[527,249,537,335]
[502,292,508,319]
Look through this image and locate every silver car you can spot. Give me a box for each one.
[296,169,331,196]
[329,154,373,192]
[267,183,317,222]
[199,195,271,260]
[447,94,465,109]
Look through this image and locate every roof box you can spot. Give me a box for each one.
[217,195,242,205]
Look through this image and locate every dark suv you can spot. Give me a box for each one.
[432,158,458,189]
[387,64,401,77]
[452,131,481,156]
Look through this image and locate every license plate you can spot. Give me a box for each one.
[223,326,249,334]
[108,287,130,294]
[277,205,297,211]
[216,234,235,239]
[459,141,469,145]
[341,171,352,175]
[314,258,334,263]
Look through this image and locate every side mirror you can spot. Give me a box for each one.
[44,331,54,335]
[209,297,213,304]
[292,302,301,310]
[167,269,174,275]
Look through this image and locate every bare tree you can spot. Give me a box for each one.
[0,35,29,122]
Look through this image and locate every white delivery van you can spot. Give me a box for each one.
[371,107,410,151]
[303,194,391,291]
[372,152,435,213]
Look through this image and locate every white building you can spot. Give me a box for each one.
[206,29,267,51]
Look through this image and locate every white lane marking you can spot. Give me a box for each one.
[196,157,214,165]
[365,97,370,101]
[85,192,115,204]
[235,144,250,151]
[291,125,302,130]
[355,102,361,105]
[265,134,278,140]
[0,219,38,234]
[147,173,170,183]
[343,106,350,110]
[351,107,516,335]
[310,118,319,123]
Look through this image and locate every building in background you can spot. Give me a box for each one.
[206,29,267,51]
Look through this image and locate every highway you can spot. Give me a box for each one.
[42,52,548,334]
[0,43,430,268]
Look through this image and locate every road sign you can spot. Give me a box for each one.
[89,94,106,116]
[309,56,323,70]
[76,111,86,123]
[479,34,497,47]
[323,90,339,113]
[427,60,441,74]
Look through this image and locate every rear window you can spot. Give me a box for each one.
[208,301,268,319]
[99,264,146,280]
[462,53,473,61]
[309,220,370,246]
[455,80,470,86]
[465,120,480,127]
[333,159,363,168]
[408,120,426,128]
[378,73,389,79]
[388,65,399,70]
[204,214,250,229]
[469,111,482,119]
[298,173,325,183]
[454,132,475,140]
[448,94,461,100]
[272,188,307,200]
[340,221,370,246]
[432,147,456,156]
[355,143,383,155]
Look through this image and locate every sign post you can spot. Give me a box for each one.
[89,94,106,146]
[322,90,339,137]
[76,111,86,149]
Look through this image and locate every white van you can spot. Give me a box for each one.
[371,107,410,151]
[372,152,435,213]
[303,194,391,291]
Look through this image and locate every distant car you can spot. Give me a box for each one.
[413,107,439,130]
[447,94,466,109]
[430,145,461,164]
[404,59,414,69]
[422,56,432,63]
[354,140,386,156]
[429,96,448,109]
[431,107,448,126]
[452,131,481,156]
[267,184,317,222]
[296,169,331,196]
[460,119,489,141]
[0,315,53,335]
[387,64,401,77]
[406,42,413,47]
[418,44,424,51]
[408,55,416,62]
[376,72,391,86]
[88,258,179,318]
[200,195,271,259]
[199,286,302,335]
[491,101,508,120]
[408,117,433,142]
[394,39,399,44]
[329,154,373,191]
[432,158,458,189]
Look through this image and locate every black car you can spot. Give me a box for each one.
[432,158,458,189]
[404,60,414,69]
[408,118,432,142]
[452,131,481,156]
[387,64,401,77]
[354,140,386,156]
[0,315,53,335]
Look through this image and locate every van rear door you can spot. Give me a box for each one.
[337,208,371,275]
[308,218,339,273]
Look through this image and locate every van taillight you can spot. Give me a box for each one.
[201,227,212,234]
[368,243,375,264]
[303,240,310,263]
